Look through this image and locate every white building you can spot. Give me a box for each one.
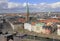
[24,23,32,31]
[24,22,45,33]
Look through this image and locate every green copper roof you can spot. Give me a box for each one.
[36,23,45,26]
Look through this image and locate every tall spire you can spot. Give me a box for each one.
[26,1,29,22]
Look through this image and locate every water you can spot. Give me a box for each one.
[0,34,60,41]
[14,34,60,41]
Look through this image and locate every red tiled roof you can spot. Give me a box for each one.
[18,18,25,23]
[38,18,60,23]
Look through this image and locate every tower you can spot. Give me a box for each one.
[25,2,29,22]
[48,12,50,16]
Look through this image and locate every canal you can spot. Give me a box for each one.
[15,34,60,41]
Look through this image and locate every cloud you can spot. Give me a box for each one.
[51,2,60,8]
[23,3,26,7]
[8,2,20,8]
[7,2,60,9]
[25,2,60,12]
[0,0,60,13]
[8,2,27,9]
[0,0,8,2]
[0,0,8,9]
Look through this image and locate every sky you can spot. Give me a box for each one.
[0,0,60,13]
[9,0,60,4]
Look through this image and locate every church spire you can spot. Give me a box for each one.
[26,1,29,22]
